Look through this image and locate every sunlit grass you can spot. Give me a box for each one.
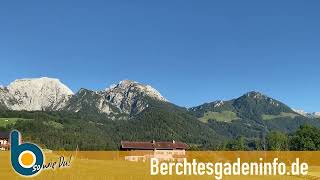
[199,111,240,123]
[0,118,32,127]
[262,113,298,120]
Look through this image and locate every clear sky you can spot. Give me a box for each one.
[0,1,319,112]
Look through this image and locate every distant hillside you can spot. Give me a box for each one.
[0,98,222,150]
[189,91,320,140]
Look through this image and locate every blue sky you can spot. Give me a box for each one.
[0,1,319,111]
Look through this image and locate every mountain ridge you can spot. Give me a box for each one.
[0,77,168,117]
[0,77,320,150]
[293,109,320,118]
[0,77,318,116]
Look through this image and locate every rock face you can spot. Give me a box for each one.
[63,88,120,115]
[104,80,167,114]
[0,78,167,117]
[0,87,17,109]
[64,80,167,116]
[2,77,74,111]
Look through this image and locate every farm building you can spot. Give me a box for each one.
[0,132,10,151]
[121,140,188,162]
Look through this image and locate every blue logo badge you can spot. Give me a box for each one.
[10,130,44,176]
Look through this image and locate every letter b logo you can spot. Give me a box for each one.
[10,130,44,176]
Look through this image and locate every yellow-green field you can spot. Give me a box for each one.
[0,118,32,127]
[262,113,298,120]
[199,111,240,123]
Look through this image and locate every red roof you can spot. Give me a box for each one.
[121,141,188,150]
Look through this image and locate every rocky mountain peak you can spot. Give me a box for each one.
[105,80,167,102]
[0,78,168,116]
[63,80,168,116]
[240,91,283,107]
[245,91,265,98]
[119,79,138,86]
[4,77,73,111]
[213,100,224,107]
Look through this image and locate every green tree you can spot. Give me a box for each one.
[289,125,320,151]
[226,136,246,150]
[266,131,288,150]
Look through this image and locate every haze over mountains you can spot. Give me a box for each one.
[0,77,319,150]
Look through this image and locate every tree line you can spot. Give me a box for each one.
[208,125,320,151]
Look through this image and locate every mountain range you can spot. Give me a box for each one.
[292,109,320,118]
[0,77,319,150]
[0,78,165,114]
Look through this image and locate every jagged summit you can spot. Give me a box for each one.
[63,79,168,116]
[0,77,168,114]
[236,91,291,110]
[244,91,266,98]
[105,80,167,102]
[119,79,138,85]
